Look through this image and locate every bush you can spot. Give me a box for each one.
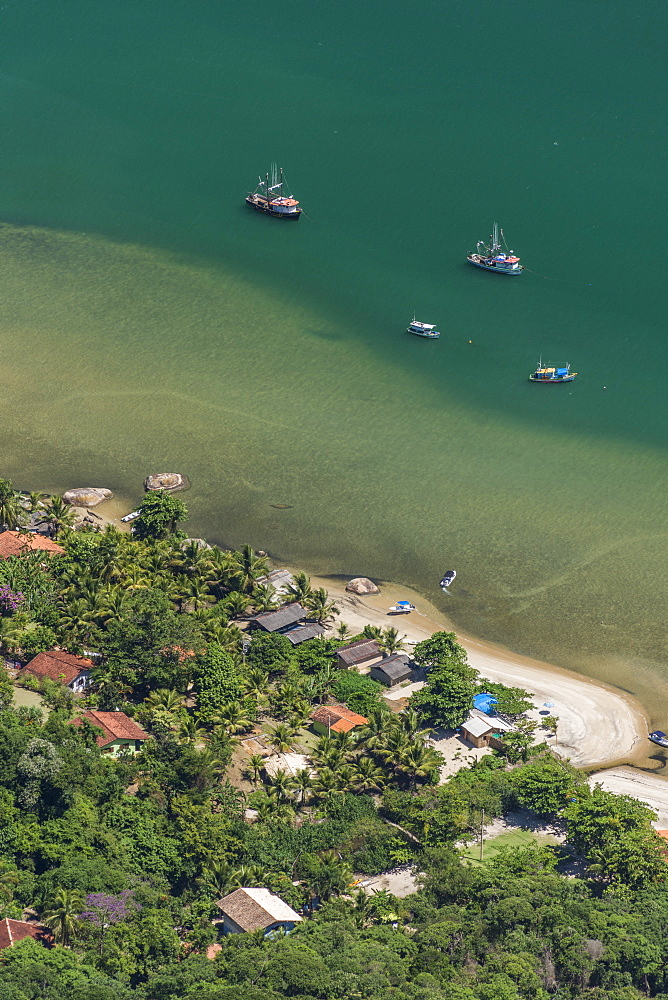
[332,671,384,717]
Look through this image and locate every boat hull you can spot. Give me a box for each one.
[467,255,522,275]
[246,196,301,219]
[529,375,576,383]
[408,330,440,339]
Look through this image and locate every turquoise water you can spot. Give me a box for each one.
[1,1,667,717]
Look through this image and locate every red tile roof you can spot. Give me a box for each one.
[0,531,65,559]
[23,649,93,686]
[0,918,51,950]
[310,703,368,733]
[71,710,149,748]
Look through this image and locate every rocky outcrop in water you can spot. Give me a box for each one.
[62,488,113,507]
[144,473,190,492]
[346,577,380,595]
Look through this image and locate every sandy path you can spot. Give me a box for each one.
[307,574,650,771]
[589,767,668,828]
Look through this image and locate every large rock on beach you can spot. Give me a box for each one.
[144,473,190,493]
[62,488,113,508]
[346,577,380,595]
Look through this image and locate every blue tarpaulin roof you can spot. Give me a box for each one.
[473,692,498,714]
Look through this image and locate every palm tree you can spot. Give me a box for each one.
[335,622,352,641]
[400,706,431,739]
[202,621,242,658]
[182,577,213,612]
[26,491,48,515]
[230,544,269,595]
[267,723,297,754]
[197,860,246,899]
[145,688,186,714]
[267,768,292,802]
[0,617,23,656]
[41,888,84,946]
[308,851,352,901]
[178,715,209,745]
[210,700,254,735]
[242,667,270,701]
[362,625,382,640]
[285,571,313,605]
[289,768,313,807]
[221,591,252,619]
[396,742,444,789]
[251,583,279,613]
[0,865,18,906]
[245,753,265,785]
[304,588,340,626]
[41,497,77,538]
[358,707,390,751]
[0,481,26,531]
[352,757,386,793]
[379,627,407,657]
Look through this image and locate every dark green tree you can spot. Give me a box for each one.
[195,643,243,724]
[134,492,188,540]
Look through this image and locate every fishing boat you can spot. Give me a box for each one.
[649,731,668,748]
[407,316,440,339]
[120,510,141,523]
[529,360,577,383]
[467,223,523,275]
[246,165,302,220]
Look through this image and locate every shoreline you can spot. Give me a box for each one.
[300,570,651,773]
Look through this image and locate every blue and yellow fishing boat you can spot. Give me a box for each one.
[529,360,577,383]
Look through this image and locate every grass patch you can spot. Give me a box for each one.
[460,828,560,865]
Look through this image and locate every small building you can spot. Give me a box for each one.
[0,918,52,950]
[460,712,513,749]
[334,638,383,671]
[369,654,413,687]
[0,531,65,560]
[254,569,296,600]
[22,649,93,692]
[215,887,302,936]
[310,703,368,737]
[250,603,306,633]
[71,710,150,755]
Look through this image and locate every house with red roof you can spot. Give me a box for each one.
[71,710,150,756]
[0,918,52,951]
[309,703,368,736]
[22,649,93,693]
[0,531,65,560]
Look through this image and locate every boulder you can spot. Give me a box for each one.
[62,488,113,508]
[346,577,380,595]
[144,473,190,493]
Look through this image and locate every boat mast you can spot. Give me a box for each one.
[265,172,269,201]
[279,166,283,199]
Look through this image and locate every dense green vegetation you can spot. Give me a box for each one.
[1,477,668,999]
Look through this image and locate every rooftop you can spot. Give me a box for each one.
[461,712,513,739]
[310,703,369,733]
[23,649,94,686]
[71,710,150,747]
[370,654,412,682]
[216,887,302,932]
[0,531,65,560]
[335,639,382,665]
[251,603,305,632]
[0,918,51,950]
[283,622,325,645]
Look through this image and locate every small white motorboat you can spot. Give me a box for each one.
[389,600,415,614]
[439,570,456,592]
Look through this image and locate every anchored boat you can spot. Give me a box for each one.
[529,360,577,383]
[467,223,523,275]
[407,316,440,339]
[246,165,302,220]
[439,570,456,592]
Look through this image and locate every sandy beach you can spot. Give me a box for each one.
[306,573,651,772]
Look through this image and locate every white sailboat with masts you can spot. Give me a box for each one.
[246,164,302,220]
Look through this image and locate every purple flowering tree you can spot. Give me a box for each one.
[79,890,139,954]
[0,584,25,615]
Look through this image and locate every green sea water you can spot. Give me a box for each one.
[1,1,667,720]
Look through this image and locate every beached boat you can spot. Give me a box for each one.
[467,223,523,275]
[389,601,415,614]
[529,361,577,383]
[246,165,302,220]
[120,510,141,523]
[407,317,440,339]
[649,730,668,748]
